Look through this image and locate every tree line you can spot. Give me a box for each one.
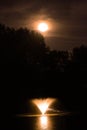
[0,23,87,76]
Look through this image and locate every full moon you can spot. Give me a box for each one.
[37,23,48,32]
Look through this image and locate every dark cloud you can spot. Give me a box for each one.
[0,0,87,50]
[0,0,73,25]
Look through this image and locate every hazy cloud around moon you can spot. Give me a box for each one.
[0,0,87,50]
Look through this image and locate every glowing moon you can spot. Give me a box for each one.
[37,23,48,32]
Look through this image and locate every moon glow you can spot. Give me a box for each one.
[37,22,48,32]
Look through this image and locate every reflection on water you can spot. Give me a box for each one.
[35,115,54,130]
[40,116,48,129]
[15,114,80,130]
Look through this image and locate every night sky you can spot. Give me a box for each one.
[0,0,87,51]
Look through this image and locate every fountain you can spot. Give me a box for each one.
[32,98,56,115]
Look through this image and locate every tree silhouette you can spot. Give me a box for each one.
[0,24,48,66]
[0,23,87,76]
[72,45,87,64]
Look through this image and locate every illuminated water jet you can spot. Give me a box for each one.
[32,98,56,115]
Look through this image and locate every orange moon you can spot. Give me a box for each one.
[37,22,48,32]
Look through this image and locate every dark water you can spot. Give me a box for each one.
[11,113,82,130]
